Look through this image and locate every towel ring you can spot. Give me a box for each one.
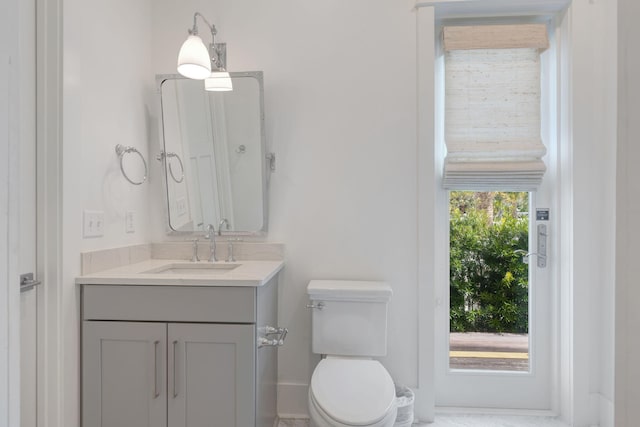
[115,144,147,185]
[166,152,184,183]
[156,151,185,183]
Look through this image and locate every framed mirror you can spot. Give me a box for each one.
[157,71,268,235]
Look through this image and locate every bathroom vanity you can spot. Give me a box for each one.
[77,255,284,427]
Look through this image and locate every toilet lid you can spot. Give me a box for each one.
[310,358,396,426]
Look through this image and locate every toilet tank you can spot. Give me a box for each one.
[307,280,392,357]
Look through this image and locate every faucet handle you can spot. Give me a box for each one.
[190,238,200,262]
[226,238,241,262]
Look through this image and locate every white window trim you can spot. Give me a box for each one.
[415,5,439,423]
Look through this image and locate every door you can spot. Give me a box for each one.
[82,321,167,427]
[19,0,38,423]
[168,323,255,427]
[433,18,559,409]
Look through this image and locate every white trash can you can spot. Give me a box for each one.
[393,385,414,427]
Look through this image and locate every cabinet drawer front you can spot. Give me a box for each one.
[83,285,256,323]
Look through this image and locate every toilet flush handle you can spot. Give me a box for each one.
[306,301,325,310]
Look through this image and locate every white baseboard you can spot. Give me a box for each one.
[277,382,310,419]
[276,417,310,427]
[598,393,614,427]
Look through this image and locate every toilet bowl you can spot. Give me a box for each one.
[307,280,396,427]
[308,358,397,427]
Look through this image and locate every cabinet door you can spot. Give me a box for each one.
[168,323,256,427]
[83,321,167,427]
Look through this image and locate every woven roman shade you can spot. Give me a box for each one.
[442,24,549,191]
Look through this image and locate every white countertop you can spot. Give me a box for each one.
[76,259,284,287]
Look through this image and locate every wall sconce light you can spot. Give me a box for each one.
[177,12,233,91]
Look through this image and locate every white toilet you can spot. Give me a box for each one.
[307,280,397,427]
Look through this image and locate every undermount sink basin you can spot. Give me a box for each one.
[144,263,241,275]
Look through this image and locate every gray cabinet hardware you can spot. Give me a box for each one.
[173,340,178,398]
[154,340,160,398]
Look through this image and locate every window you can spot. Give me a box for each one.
[438,188,555,409]
[449,191,530,372]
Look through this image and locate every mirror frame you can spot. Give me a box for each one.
[156,71,269,236]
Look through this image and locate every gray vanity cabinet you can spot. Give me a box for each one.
[81,276,279,427]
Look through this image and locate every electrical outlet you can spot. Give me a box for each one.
[125,211,135,233]
[83,210,104,238]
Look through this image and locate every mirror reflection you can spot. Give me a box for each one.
[158,72,267,234]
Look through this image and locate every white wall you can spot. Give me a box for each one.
[49,0,622,425]
[616,0,640,425]
[152,0,419,417]
[62,0,156,424]
[65,0,155,253]
[567,1,617,426]
[149,0,621,422]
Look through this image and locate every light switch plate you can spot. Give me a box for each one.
[83,210,104,238]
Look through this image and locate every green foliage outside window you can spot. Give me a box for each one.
[449,191,529,333]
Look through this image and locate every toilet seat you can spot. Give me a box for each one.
[309,358,396,426]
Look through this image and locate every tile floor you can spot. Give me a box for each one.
[278,415,570,427]
[426,414,570,426]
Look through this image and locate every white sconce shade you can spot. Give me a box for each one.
[177,35,211,80]
[178,13,233,91]
[205,71,233,91]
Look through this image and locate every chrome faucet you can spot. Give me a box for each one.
[218,218,230,236]
[205,224,218,262]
